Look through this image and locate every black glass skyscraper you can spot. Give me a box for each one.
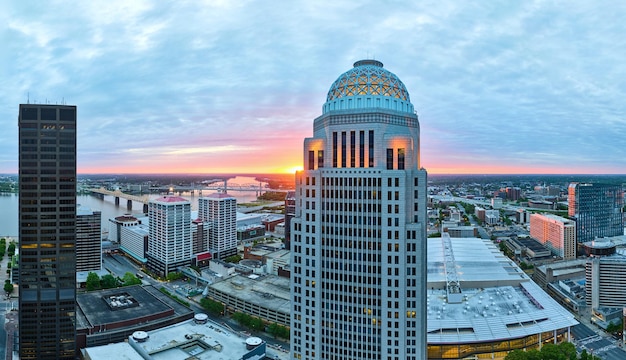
[18,104,77,359]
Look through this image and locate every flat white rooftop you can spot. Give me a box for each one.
[82,342,144,360]
[128,319,289,360]
[84,318,289,360]
[427,237,578,343]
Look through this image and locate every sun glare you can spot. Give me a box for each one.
[282,165,303,174]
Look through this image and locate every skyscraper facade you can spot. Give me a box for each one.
[76,205,102,272]
[529,213,576,260]
[147,196,192,277]
[18,104,77,359]
[198,193,237,259]
[568,183,624,243]
[290,60,428,360]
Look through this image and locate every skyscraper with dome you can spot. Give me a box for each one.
[290,60,427,360]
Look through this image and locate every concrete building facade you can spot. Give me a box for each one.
[147,196,192,277]
[586,255,626,309]
[76,205,102,272]
[290,60,428,360]
[529,213,576,260]
[199,193,237,260]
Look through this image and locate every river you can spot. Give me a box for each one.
[0,176,268,239]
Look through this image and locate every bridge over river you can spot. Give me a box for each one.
[87,185,290,212]
[88,188,151,212]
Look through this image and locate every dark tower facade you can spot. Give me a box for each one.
[18,104,77,359]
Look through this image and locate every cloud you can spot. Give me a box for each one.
[1,1,625,174]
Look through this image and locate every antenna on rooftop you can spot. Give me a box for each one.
[27,92,30,104]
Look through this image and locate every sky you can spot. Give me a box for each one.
[1,1,626,175]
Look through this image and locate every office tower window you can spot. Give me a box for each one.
[368,130,374,167]
[341,131,347,168]
[332,132,338,168]
[398,148,405,170]
[318,150,324,168]
[350,131,356,167]
[308,150,315,170]
[387,148,394,170]
[359,130,365,167]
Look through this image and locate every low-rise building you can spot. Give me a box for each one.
[533,260,587,289]
[485,209,500,225]
[75,285,194,349]
[491,197,503,209]
[206,274,290,327]
[82,316,289,360]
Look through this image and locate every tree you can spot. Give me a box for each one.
[7,242,15,257]
[200,298,224,316]
[267,322,290,339]
[504,350,530,360]
[556,342,577,360]
[224,255,242,263]
[86,272,100,291]
[504,343,578,360]
[101,274,118,289]
[122,272,142,286]
[606,320,622,334]
[232,312,264,330]
[4,281,14,296]
[166,272,183,281]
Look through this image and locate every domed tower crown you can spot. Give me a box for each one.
[323,59,414,114]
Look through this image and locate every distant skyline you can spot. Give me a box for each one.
[2,1,626,175]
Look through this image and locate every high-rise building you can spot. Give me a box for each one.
[76,205,102,272]
[568,183,624,243]
[586,255,626,309]
[146,196,192,277]
[290,60,428,360]
[18,104,77,359]
[198,193,237,260]
[505,187,521,201]
[529,213,576,260]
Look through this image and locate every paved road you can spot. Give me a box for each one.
[102,253,140,277]
[2,310,17,360]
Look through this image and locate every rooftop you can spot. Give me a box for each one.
[427,237,578,343]
[151,196,189,203]
[210,274,291,316]
[84,318,289,360]
[205,192,236,199]
[323,59,414,115]
[136,320,287,360]
[77,205,99,216]
[82,342,144,360]
[76,285,192,330]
